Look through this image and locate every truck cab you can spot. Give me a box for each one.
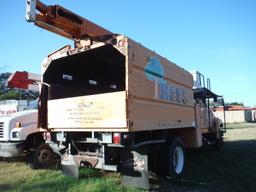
[0,100,41,157]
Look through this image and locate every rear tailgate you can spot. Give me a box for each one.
[48,91,127,129]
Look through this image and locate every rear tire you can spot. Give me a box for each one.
[167,137,185,178]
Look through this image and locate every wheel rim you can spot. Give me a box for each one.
[172,146,184,174]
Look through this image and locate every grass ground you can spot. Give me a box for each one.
[0,160,140,192]
[226,122,256,129]
[0,123,256,192]
[158,123,256,192]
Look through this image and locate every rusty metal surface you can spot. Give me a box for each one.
[34,0,113,39]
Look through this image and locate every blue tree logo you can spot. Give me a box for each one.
[144,57,166,84]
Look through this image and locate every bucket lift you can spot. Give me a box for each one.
[7,71,40,91]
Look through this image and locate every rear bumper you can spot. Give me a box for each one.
[0,142,23,157]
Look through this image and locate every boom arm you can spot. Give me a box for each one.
[26,0,113,40]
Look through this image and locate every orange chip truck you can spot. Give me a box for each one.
[26,0,225,189]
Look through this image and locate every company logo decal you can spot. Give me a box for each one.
[144,57,166,84]
[144,57,187,105]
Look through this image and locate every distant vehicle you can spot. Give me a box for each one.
[0,100,29,115]
[0,99,56,169]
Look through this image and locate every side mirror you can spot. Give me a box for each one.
[217,98,225,106]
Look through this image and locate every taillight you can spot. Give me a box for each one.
[113,132,121,144]
[43,131,51,141]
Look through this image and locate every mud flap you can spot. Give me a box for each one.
[61,154,79,179]
[120,150,150,190]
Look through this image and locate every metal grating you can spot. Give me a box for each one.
[0,122,4,138]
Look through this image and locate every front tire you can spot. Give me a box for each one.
[30,143,54,169]
[167,137,185,178]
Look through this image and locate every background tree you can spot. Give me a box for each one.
[226,102,244,106]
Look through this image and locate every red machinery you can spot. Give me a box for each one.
[7,71,40,91]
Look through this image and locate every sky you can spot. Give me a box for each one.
[0,0,255,106]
